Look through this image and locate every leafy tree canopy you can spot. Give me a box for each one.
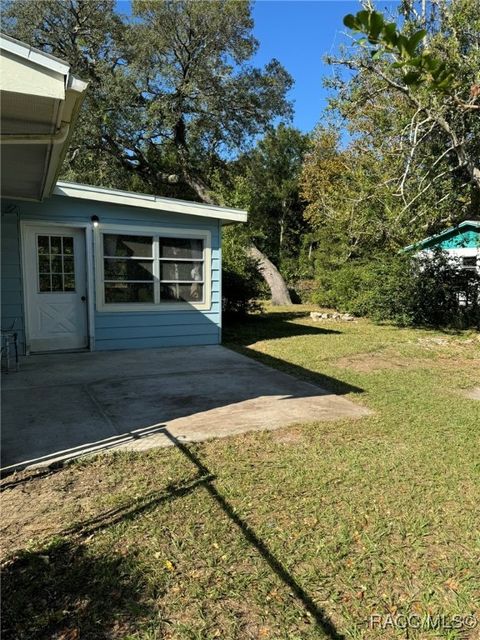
[2,0,293,202]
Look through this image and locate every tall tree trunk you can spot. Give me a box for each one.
[248,245,292,306]
[179,164,293,306]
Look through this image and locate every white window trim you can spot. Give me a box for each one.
[94,223,212,312]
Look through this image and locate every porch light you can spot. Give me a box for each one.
[91,215,99,227]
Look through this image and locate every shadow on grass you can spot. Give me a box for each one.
[1,538,151,640]
[224,313,362,396]
[2,428,346,640]
[162,429,347,640]
[224,311,341,344]
[1,473,217,639]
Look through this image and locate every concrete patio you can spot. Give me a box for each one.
[1,345,370,472]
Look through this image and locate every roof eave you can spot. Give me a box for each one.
[40,77,89,200]
[53,181,248,223]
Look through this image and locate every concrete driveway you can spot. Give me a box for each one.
[1,346,369,472]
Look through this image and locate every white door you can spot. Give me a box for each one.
[24,225,88,352]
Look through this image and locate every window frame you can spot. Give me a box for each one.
[462,255,478,270]
[95,224,212,312]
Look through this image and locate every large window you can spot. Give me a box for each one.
[98,229,209,309]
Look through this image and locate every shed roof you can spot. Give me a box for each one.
[404,220,480,251]
[54,181,248,224]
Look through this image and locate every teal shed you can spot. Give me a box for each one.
[404,220,480,272]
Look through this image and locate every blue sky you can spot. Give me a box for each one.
[251,1,401,132]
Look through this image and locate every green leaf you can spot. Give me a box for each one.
[383,22,398,46]
[408,56,423,68]
[403,71,421,85]
[408,29,427,52]
[343,14,357,29]
[397,34,411,59]
[368,11,384,39]
[356,10,371,28]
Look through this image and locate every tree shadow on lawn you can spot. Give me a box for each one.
[1,539,150,640]
[2,431,346,640]
[224,310,340,344]
[224,313,362,396]
[1,475,213,640]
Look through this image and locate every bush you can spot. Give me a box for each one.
[311,250,480,328]
[222,265,263,317]
[290,279,317,304]
[222,226,264,317]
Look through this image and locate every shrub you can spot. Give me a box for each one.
[311,250,480,328]
[222,265,263,316]
[222,226,264,317]
[291,279,317,304]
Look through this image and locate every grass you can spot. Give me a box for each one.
[1,307,479,639]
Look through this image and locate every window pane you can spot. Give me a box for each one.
[63,274,75,291]
[38,255,50,273]
[160,261,203,281]
[161,283,203,302]
[160,237,203,259]
[63,257,74,273]
[50,236,62,254]
[63,237,74,255]
[105,282,154,303]
[37,236,50,254]
[51,274,63,291]
[51,256,62,273]
[103,234,153,258]
[104,258,154,281]
[39,274,51,292]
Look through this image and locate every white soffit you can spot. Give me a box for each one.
[54,181,249,223]
[0,33,88,201]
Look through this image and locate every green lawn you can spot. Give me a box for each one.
[2,308,479,639]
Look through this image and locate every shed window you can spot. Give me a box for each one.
[100,231,207,307]
[462,256,477,270]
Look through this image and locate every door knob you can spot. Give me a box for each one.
[81,295,86,302]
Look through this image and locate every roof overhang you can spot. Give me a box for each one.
[0,33,88,201]
[53,181,249,224]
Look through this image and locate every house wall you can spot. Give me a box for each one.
[1,195,222,354]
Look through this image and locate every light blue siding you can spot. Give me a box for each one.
[1,194,222,354]
[1,210,25,352]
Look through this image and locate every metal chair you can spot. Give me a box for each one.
[1,322,19,372]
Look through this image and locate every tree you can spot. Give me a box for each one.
[337,0,480,217]
[215,125,311,301]
[2,0,294,302]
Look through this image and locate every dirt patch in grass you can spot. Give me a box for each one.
[0,464,113,555]
[335,352,427,372]
[461,387,480,400]
[335,341,480,373]
[270,426,305,445]
[0,451,196,559]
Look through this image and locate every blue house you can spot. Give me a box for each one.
[1,34,247,355]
